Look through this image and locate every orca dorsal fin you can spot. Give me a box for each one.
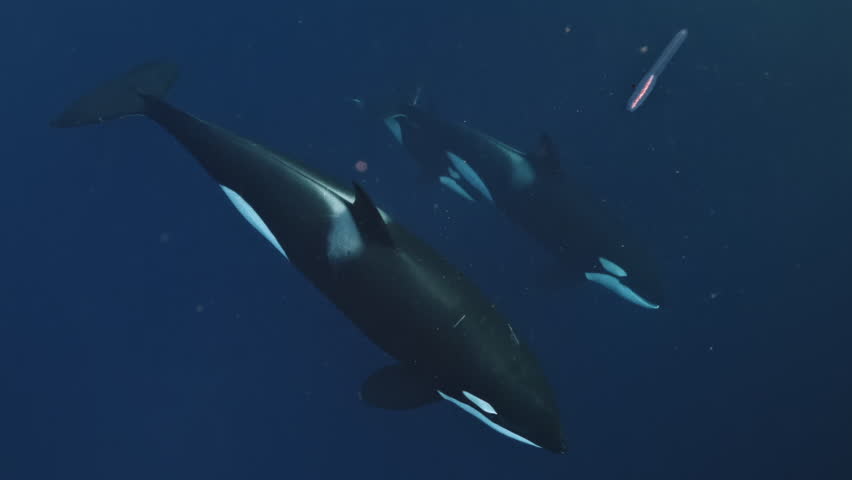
[528,133,563,177]
[347,182,394,247]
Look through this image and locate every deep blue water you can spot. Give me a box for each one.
[2,1,850,478]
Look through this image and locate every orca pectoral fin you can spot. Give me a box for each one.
[360,364,439,410]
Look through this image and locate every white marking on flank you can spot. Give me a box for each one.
[220,185,288,260]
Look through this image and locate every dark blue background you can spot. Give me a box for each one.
[2,1,850,478]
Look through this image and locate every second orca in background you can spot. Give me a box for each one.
[50,61,566,453]
[383,103,665,310]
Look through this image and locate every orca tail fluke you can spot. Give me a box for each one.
[50,60,179,128]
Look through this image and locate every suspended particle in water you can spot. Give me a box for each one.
[354,160,369,173]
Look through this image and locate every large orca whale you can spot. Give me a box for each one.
[51,61,566,453]
[382,104,665,310]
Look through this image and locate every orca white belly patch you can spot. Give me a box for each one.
[584,272,659,309]
[439,176,475,202]
[446,152,494,204]
[448,166,461,181]
[437,390,541,448]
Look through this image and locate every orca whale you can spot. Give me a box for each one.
[383,104,665,310]
[51,61,566,453]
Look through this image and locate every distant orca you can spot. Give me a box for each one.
[51,61,566,453]
[383,104,665,310]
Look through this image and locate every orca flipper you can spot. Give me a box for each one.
[347,182,395,247]
[360,364,439,410]
[50,60,179,128]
